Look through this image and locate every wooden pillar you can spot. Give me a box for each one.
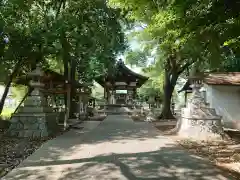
[133,89,136,99]
[63,81,71,129]
[63,58,72,130]
[112,90,116,104]
[93,98,96,108]
[50,81,57,109]
[104,87,106,99]
[105,86,110,104]
[107,88,111,104]
[78,94,81,119]
[184,91,187,107]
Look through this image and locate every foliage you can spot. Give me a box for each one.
[136,64,164,101]
[110,0,240,118]
[91,83,104,100]
[137,79,163,101]
[55,0,127,79]
[125,50,149,67]
[0,107,14,120]
[221,55,240,72]
[10,85,28,100]
[1,0,127,78]
[0,0,127,112]
[111,0,240,70]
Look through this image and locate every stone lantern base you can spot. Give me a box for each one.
[5,89,60,138]
[178,109,224,140]
[6,113,59,138]
[178,88,224,140]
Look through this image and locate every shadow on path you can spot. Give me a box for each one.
[2,115,236,180]
[4,145,235,180]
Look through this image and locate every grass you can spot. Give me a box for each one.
[0,107,15,120]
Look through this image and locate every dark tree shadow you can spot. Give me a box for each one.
[2,115,237,180]
[3,147,236,180]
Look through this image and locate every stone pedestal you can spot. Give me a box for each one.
[178,83,224,140]
[146,111,156,122]
[152,108,162,117]
[5,65,59,138]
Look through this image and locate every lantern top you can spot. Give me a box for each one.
[188,66,205,83]
[28,64,45,77]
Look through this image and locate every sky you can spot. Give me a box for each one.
[119,35,144,74]
[120,24,158,75]
[120,28,187,94]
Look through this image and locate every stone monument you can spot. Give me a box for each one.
[76,84,91,120]
[6,65,59,138]
[178,70,224,140]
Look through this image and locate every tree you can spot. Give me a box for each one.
[51,0,126,117]
[0,0,55,114]
[0,0,127,116]
[110,0,240,119]
[137,79,163,104]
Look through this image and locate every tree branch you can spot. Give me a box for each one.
[178,61,194,75]
[55,0,65,19]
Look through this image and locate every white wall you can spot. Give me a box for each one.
[205,84,240,129]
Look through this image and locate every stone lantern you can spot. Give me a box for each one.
[148,96,155,109]
[77,83,91,120]
[178,69,224,140]
[6,64,59,138]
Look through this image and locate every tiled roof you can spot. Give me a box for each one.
[204,72,240,85]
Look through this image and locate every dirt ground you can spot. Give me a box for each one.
[0,128,66,178]
[155,124,240,179]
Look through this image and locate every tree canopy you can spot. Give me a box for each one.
[0,0,127,114]
[110,0,240,118]
[1,0,126,75]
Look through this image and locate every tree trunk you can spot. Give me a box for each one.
[60,32,70,107]
[0,46,43,116]
[11,86,33,117]
[0,60,22,115]
[159,69,178,120]
[0,79,12,115]
[69,59,76,118]
[63,58,69,107]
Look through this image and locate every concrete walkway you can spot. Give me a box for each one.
[3,115,235,180]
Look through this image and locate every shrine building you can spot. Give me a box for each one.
[95,59,149,106]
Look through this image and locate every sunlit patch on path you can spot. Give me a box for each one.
[3,115,235,180]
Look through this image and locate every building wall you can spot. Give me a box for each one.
[205,84,240,129]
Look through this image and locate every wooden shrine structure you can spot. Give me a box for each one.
[15,68,93,125]
[95,60,149,106]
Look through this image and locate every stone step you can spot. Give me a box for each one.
[12,112,57,117]
[18,106,53,113]
[105,112,130,115]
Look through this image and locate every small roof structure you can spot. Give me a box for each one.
[15,69,90,89]
[95,60,149,88]
[179,72,240,93]
[204,72,240,85]
[15,69,66,86]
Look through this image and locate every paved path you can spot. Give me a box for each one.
[3,115,235,180]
